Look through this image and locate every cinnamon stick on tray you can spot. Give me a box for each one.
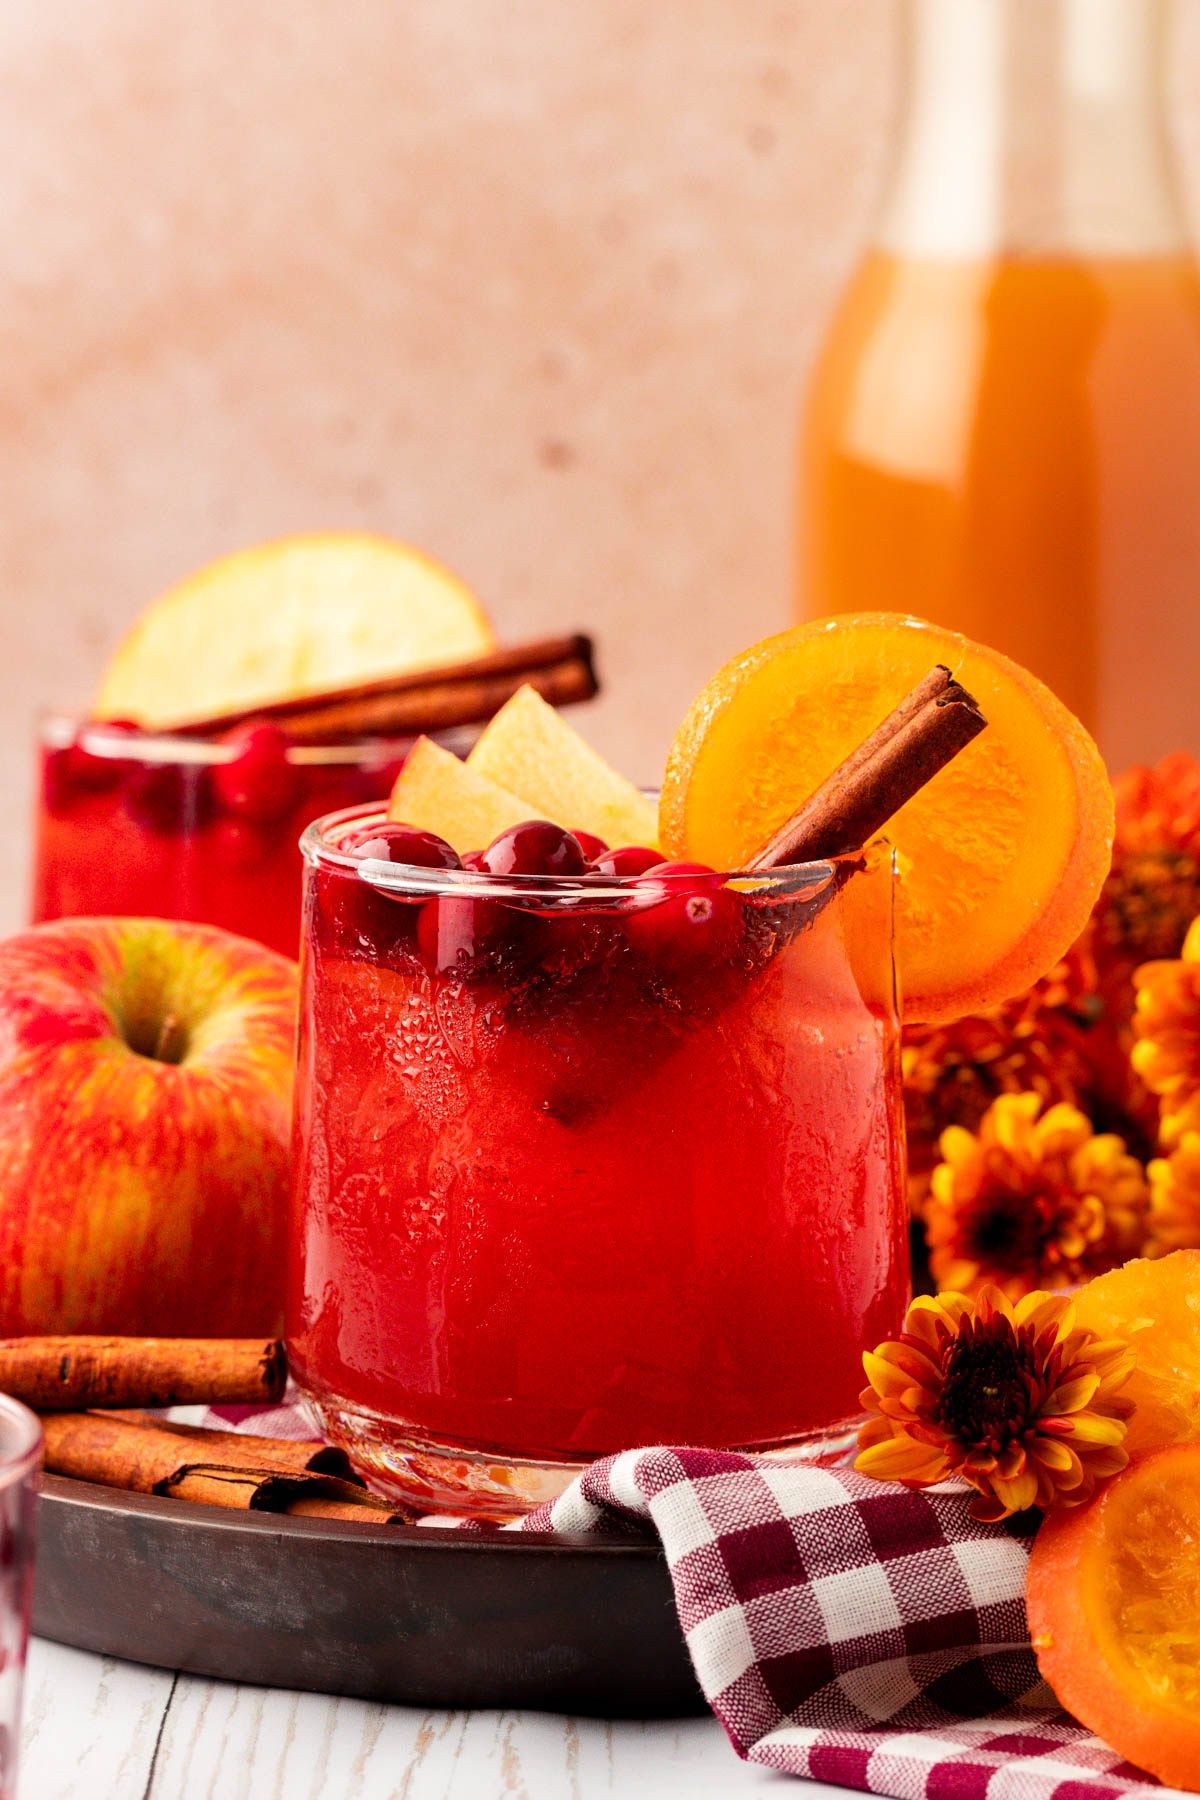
[40,1413,413,1522]
[109,1411,359,1481]
[163,633,598,743]
[0,1336,287,1410]
[748,665,987,870]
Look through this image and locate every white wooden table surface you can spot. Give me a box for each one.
[19,1637,850,1799]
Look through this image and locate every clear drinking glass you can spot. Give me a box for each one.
[0,1397,41,1800]
[287,805,908,1516]
[31,718,468,959]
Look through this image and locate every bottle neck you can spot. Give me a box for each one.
[878,0,1189,259]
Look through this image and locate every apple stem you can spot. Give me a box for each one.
[152,1012,188,1065]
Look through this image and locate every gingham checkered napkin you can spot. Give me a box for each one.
[180,1405,1182,1800]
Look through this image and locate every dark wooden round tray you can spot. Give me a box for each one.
[32,1474,704,1716]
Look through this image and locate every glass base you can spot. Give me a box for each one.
[303,1393,862,1520]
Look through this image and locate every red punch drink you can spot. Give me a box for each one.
[287,807,908,1515]
[31,720,439,958]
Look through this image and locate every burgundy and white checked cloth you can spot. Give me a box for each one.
[181,1406,1184,1800]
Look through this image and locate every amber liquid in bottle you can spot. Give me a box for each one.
[799,1,1200,768]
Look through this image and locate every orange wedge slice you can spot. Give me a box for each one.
[1027,1443,1200,1791]
[94,532,495,729]
[659,613,1113,1025]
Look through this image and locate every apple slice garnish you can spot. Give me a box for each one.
[387,737,532,852]
[93,532,496,730]
[467,685,659,851]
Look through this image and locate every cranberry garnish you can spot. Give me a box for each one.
[592,845,663,878]
[573,830,609,862]
[346,823,461,871]
[479,821,588,878]
[42,723,142,815]
[66,751,126,795]
[623,861,741,966]
[213,725,301,823]
[319,824,459,964]
[316,867,424,968]
[417,891,512,974]
[211,817,268,874]
[124,762,215,835]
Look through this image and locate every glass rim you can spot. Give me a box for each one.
[0,1393,43,1478]
[300,801,878,901]
[38,712,474,768]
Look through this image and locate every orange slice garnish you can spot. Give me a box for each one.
[659,613,1113,1025]
[1027,1443,1200,1791]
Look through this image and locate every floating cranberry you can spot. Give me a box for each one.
[416,898,445,966]
[591,845,663,878]
[460,850,486,870]
[40,750,75,817]
[42,722,144,815]
[69,750,126,794]
[479,821,588,878]
[623,861,741,966]
[42,747,116,817]
[573,831,609,862]
[318,827,459,967]
[211,817,269,874]
[346,823,461,872]
[124,762,215,836]
[417,891,512,975]
[315,867,419,967]
[213,726,301,823]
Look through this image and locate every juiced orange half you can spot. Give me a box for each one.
[659,613,1114,1025]
[1028,1443,1200,1792]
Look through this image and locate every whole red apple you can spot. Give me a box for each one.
[0,917,297,1335]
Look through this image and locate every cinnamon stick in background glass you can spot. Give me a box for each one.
[162,633,598,743]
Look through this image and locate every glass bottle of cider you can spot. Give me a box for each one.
[799,0,1200,767]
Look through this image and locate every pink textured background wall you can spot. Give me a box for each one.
[2,2,1198,930]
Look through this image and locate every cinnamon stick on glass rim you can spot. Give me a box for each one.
[158,633,598,744]
[746,665,987,870]
[0,1336,287,1410]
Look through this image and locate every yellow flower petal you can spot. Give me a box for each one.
[1054,1410,1128,1448]
[1043,1370,1101,1414]
[855,1437,948,1485]
[1029,1439,1084,1485]
[987,1464,1040,1515]
[1014,1290,1075,1336]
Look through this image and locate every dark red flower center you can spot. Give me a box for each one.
[935,1321,1051,1450]
[958,1177,1072,1278]
[1101,848,1200,963]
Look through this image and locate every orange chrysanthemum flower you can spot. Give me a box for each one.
[925,1093,1148,1298]
[1146,1131,1200,1254]
[1096,753,1200,1023]
[856,1286,1135,1521]
[1133,915,1200,1148]
[902,940,1147,1210]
